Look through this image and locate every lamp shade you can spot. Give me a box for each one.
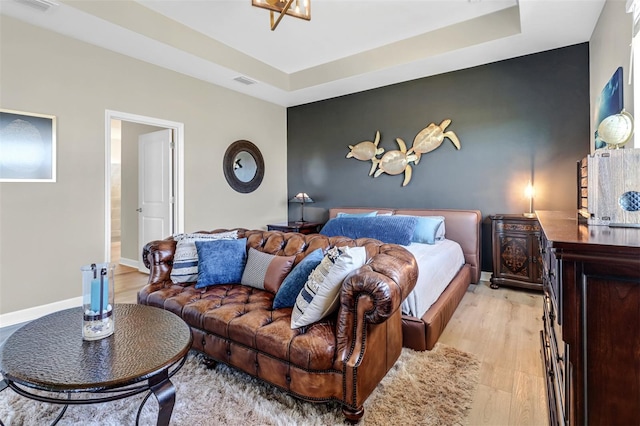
[289,192,313,222]
[289,192,314,203]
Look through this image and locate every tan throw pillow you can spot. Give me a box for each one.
[291,246,367,329]
[241,247,296,293]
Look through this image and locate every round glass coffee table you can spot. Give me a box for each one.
[0,304,192,425]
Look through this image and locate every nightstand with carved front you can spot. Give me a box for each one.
[490,214,542,291]
[266,222,322,235]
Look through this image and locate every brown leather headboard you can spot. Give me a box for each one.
[328,208,482,284]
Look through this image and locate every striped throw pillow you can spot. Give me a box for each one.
[291,246,366,329]
[170,231,238,283]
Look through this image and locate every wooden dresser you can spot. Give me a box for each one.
[490,214,543,290]
[537,210,640,426]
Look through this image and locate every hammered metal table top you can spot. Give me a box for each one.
[0,304,192,392]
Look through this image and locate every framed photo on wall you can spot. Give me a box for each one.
[0,109,57,182]
[593,67,624,151]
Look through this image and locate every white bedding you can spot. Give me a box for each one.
[401,239,465,318]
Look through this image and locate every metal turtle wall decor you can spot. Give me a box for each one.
[346,131,384,176]
[346,119,461,186]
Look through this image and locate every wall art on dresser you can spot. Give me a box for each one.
[0,109,56,182]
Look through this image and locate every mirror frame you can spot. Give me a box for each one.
[223,140,264,193]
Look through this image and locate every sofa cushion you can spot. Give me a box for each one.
[171,231,238,283]
[273,248,324,309]
[291,246,367,329]
[241,247,296,293]
[176,283,337,370]
[320,216,418,245]
[195,238,247,288]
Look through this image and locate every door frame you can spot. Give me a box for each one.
[104,109,184,264]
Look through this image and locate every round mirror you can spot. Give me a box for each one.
[233,151,257,183]
[223,140,264,193]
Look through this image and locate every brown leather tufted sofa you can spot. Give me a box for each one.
[138,229,418,422]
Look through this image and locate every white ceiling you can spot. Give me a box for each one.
[1,0,607,106]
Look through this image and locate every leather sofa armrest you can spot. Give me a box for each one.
[336,243,418,356]
[142,238,176,289]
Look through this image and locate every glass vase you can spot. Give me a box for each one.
[81,263,115,341]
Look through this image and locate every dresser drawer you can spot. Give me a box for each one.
[540,234,561,324]
[543,294,567,425]
[540,296,567,425]
[541,329,559,426]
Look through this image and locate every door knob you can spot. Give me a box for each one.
[136,208,142,212]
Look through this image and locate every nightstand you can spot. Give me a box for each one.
[267,222,322,235]
[490,214,542,291]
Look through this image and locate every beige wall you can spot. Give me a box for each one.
[0,16,287,315]
[590,0,635,150]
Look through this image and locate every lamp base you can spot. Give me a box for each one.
[523,212,536,218]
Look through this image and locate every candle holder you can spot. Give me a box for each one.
[81,263,115,341]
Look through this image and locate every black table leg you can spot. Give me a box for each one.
[0,380,6,426]
[149,370,175,426]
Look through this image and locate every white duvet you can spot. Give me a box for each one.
[401,239,465,318]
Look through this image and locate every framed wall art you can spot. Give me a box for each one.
[593,67,624,151]
[0,109,57,182]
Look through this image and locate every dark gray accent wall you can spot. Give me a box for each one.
[287,43,590,271]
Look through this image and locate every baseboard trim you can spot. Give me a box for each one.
[480,271,491,282]
[0,296,83,328]
[118,257,138,269]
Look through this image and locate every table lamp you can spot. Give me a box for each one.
[523,181,536,218]
[289,192,314,223]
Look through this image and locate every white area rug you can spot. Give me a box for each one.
[0,343,479,425]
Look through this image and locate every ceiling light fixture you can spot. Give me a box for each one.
[252,0,310,31]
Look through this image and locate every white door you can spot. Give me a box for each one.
[138,129,173,272]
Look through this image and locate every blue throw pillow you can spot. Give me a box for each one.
[408,216,446,244]
[273,248,324,309]
[195,238,247,288]
[336,211,377,218]
[320,216,418,246]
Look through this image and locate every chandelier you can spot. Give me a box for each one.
[252,0,311,31]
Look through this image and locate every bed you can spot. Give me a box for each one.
[328,208,482,350]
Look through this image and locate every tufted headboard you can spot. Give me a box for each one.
[328,208,482,284]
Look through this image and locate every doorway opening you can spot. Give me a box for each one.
[105,110,184,276]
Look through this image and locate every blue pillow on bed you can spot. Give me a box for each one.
[336,211,377,218]
[405,215,446,244]
[320,216,418,246]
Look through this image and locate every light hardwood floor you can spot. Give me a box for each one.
[113,269,548,426]
[439,282,548,426]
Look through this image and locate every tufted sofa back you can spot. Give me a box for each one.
[207,228,396,266]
